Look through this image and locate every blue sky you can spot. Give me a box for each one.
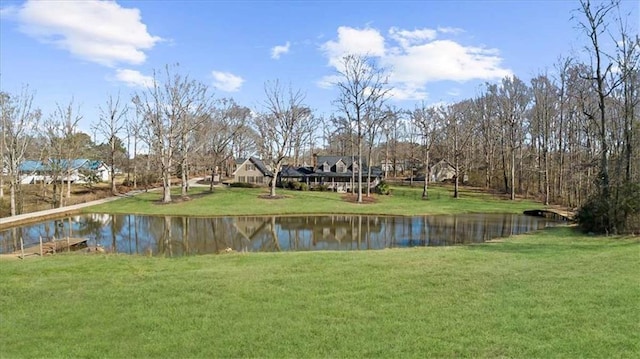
[1,0,637,138]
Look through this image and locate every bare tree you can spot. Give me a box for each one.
[132,65,212,203]
[256,80,311,198]
[497,76,531,200]
[412,103,442,199]
[334,54,390,203]
[444,101,475,198]
[42,110,68,208]
[611,6,639,184]
[44,100,83,207]
[574,0,622,231]
[291,112,322,167]
[363,106,393,196]
[176,96,212,197]
[0,87,42,215]
[531,74,559,205]
[94,94,128,195]
[205,98,250,191]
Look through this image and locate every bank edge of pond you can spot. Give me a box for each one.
[1,185,549,231]
[80,185,544,218]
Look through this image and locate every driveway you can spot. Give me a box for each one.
[0,189,155,229]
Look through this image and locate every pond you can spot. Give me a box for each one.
[0,213,559,256]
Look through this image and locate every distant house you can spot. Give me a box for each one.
[232,157,273,186]
[279,155,383,192]
[380,160,408,175]
[18,159,111,184]
[430,159,467,183]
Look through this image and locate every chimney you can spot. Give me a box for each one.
[312,153,318,168]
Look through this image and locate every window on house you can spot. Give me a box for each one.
[256,177,264,184]
[248,176,255,183]
[322,163,330,172]
[246,164,256,171]
[238,176,246,182]
[337,164,345,173]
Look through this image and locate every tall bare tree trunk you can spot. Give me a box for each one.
[422,149,430,199]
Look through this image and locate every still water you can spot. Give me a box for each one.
[0,214,558,256]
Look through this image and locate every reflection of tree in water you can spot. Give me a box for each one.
[0,214,556,255]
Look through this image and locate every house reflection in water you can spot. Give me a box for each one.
[0,214,558,256]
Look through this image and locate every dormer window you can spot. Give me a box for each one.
[322,162,330,172]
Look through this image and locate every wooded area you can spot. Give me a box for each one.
[1,0,638,233]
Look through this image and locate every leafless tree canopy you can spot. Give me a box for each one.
[334,54,391,203]
[256,80,311,197]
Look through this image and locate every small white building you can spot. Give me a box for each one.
[18,159,112,184]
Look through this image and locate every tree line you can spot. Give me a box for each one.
[1,0,638,233]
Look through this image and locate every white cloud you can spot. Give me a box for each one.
[12,0,161,67]
[114,69,153,88]
[389,86,429,101]
[389,27,437,48]
[437,26,465,35]
[385,40,511,84]
[0,4,18,18]
[320,26,511,101]
[321,26,385,67]
[316,74,342,89]
[447,87,461,97]
[212,71,244,92]
[271,41,291,59]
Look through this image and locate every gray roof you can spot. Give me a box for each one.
[316,156,359,167]
[249,157,273,177]
[18,159,105,173]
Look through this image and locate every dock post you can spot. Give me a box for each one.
[20,237,24,259]
[39,236,43,256]
[67,237,70,252]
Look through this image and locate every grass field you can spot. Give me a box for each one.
[0,227,638,358]
[85,184,542,217]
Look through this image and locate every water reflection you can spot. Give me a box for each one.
[0,214,558,256]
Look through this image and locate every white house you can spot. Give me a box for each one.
[18,159,112,184]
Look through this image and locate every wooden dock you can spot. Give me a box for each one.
[523,209,575,221]
[9,237,89,258]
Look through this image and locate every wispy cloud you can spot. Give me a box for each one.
[8,0,161,67]
[437,26,465,35]
[389,27,437,48]
[212,71,244,92]
[113,69,153,88]
[320,26,511,100]
[271,41,291,59]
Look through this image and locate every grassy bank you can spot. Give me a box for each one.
[86,184,541,216]
[1,227,638,358]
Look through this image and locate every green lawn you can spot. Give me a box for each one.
[86,184,541,216]
[1,227,638,358]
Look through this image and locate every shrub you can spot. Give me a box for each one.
[576,183,640,234]
[375,180,390,195]
[313,184,330,192]
[299,182,309,191]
